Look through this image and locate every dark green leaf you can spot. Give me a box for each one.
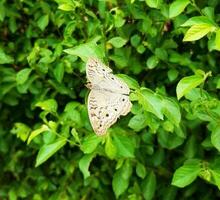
[142,171,157,200]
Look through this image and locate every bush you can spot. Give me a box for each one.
[1,0,220,199]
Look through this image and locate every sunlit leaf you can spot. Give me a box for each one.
[35,138,66,167]
[172,159,201,187]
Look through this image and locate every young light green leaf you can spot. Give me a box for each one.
[58,4,74,11]
[183,24,216,42]
[37,15,49,31]
[35,138,66,167]
[79,153,95,179]
[176,74,205,100]
[11,123,31,142]
[81,134,103,154]
[142,171,157,200]
[211,126,220,151]
[172,159,201,187]
[108,37,127,48]
[16,68,32,85]
[169,0,190,18]
[35,99,58,113]
[215,29,220,51]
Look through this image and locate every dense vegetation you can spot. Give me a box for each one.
[1,0,220,199]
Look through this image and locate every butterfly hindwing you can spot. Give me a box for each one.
[88,90,132,135]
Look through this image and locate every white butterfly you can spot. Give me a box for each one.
[86,58,132,135]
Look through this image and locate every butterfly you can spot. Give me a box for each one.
[86,58,132,136]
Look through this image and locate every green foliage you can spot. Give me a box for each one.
[1,0,220,199]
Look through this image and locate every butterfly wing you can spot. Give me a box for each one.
[86,58,112,84]
[86,58,130,95]
[88,90,132,135]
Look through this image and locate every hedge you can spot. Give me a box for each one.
[1,0,220,199]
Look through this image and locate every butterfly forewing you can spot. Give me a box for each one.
[86,58,112,84]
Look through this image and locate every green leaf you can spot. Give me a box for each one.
[35,99,58,113]
[130,34,141,47]
[183,24,216,42]
[142,171,157,200]
[137,88,164,120]
[181,16,216,27]
[81,134,103,154]
[16,68,32,85]
[64,41,104,61]
[113,160,132,198]
[27,124,49,144]
[105,136,117,159]
[0,2,5,21]
[162,98,181,125]
[215,29,220,51]
[54,63,64,83]
[11,123,31,142]
[108,37,127,48]
[172,159,201,187]
[168,69,179,81]
[117,74,139,90]
[128,113,147,132]
[145,0,161,8]
[0,48,14,64]
[37,15,49,31]
[169,0,190,18]
[211,126,220,151]
[211,169,220,190]
[58,4,74,11]
[176,74,205,100]
[155,48,168,61]
[158,131,184,149]
[112,134,136,158]
[146,56,159,69]
[35,138,66,167]
[79,153,95,179]
[136,162,147,179]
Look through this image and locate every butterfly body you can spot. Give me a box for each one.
[86,58,132,135]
